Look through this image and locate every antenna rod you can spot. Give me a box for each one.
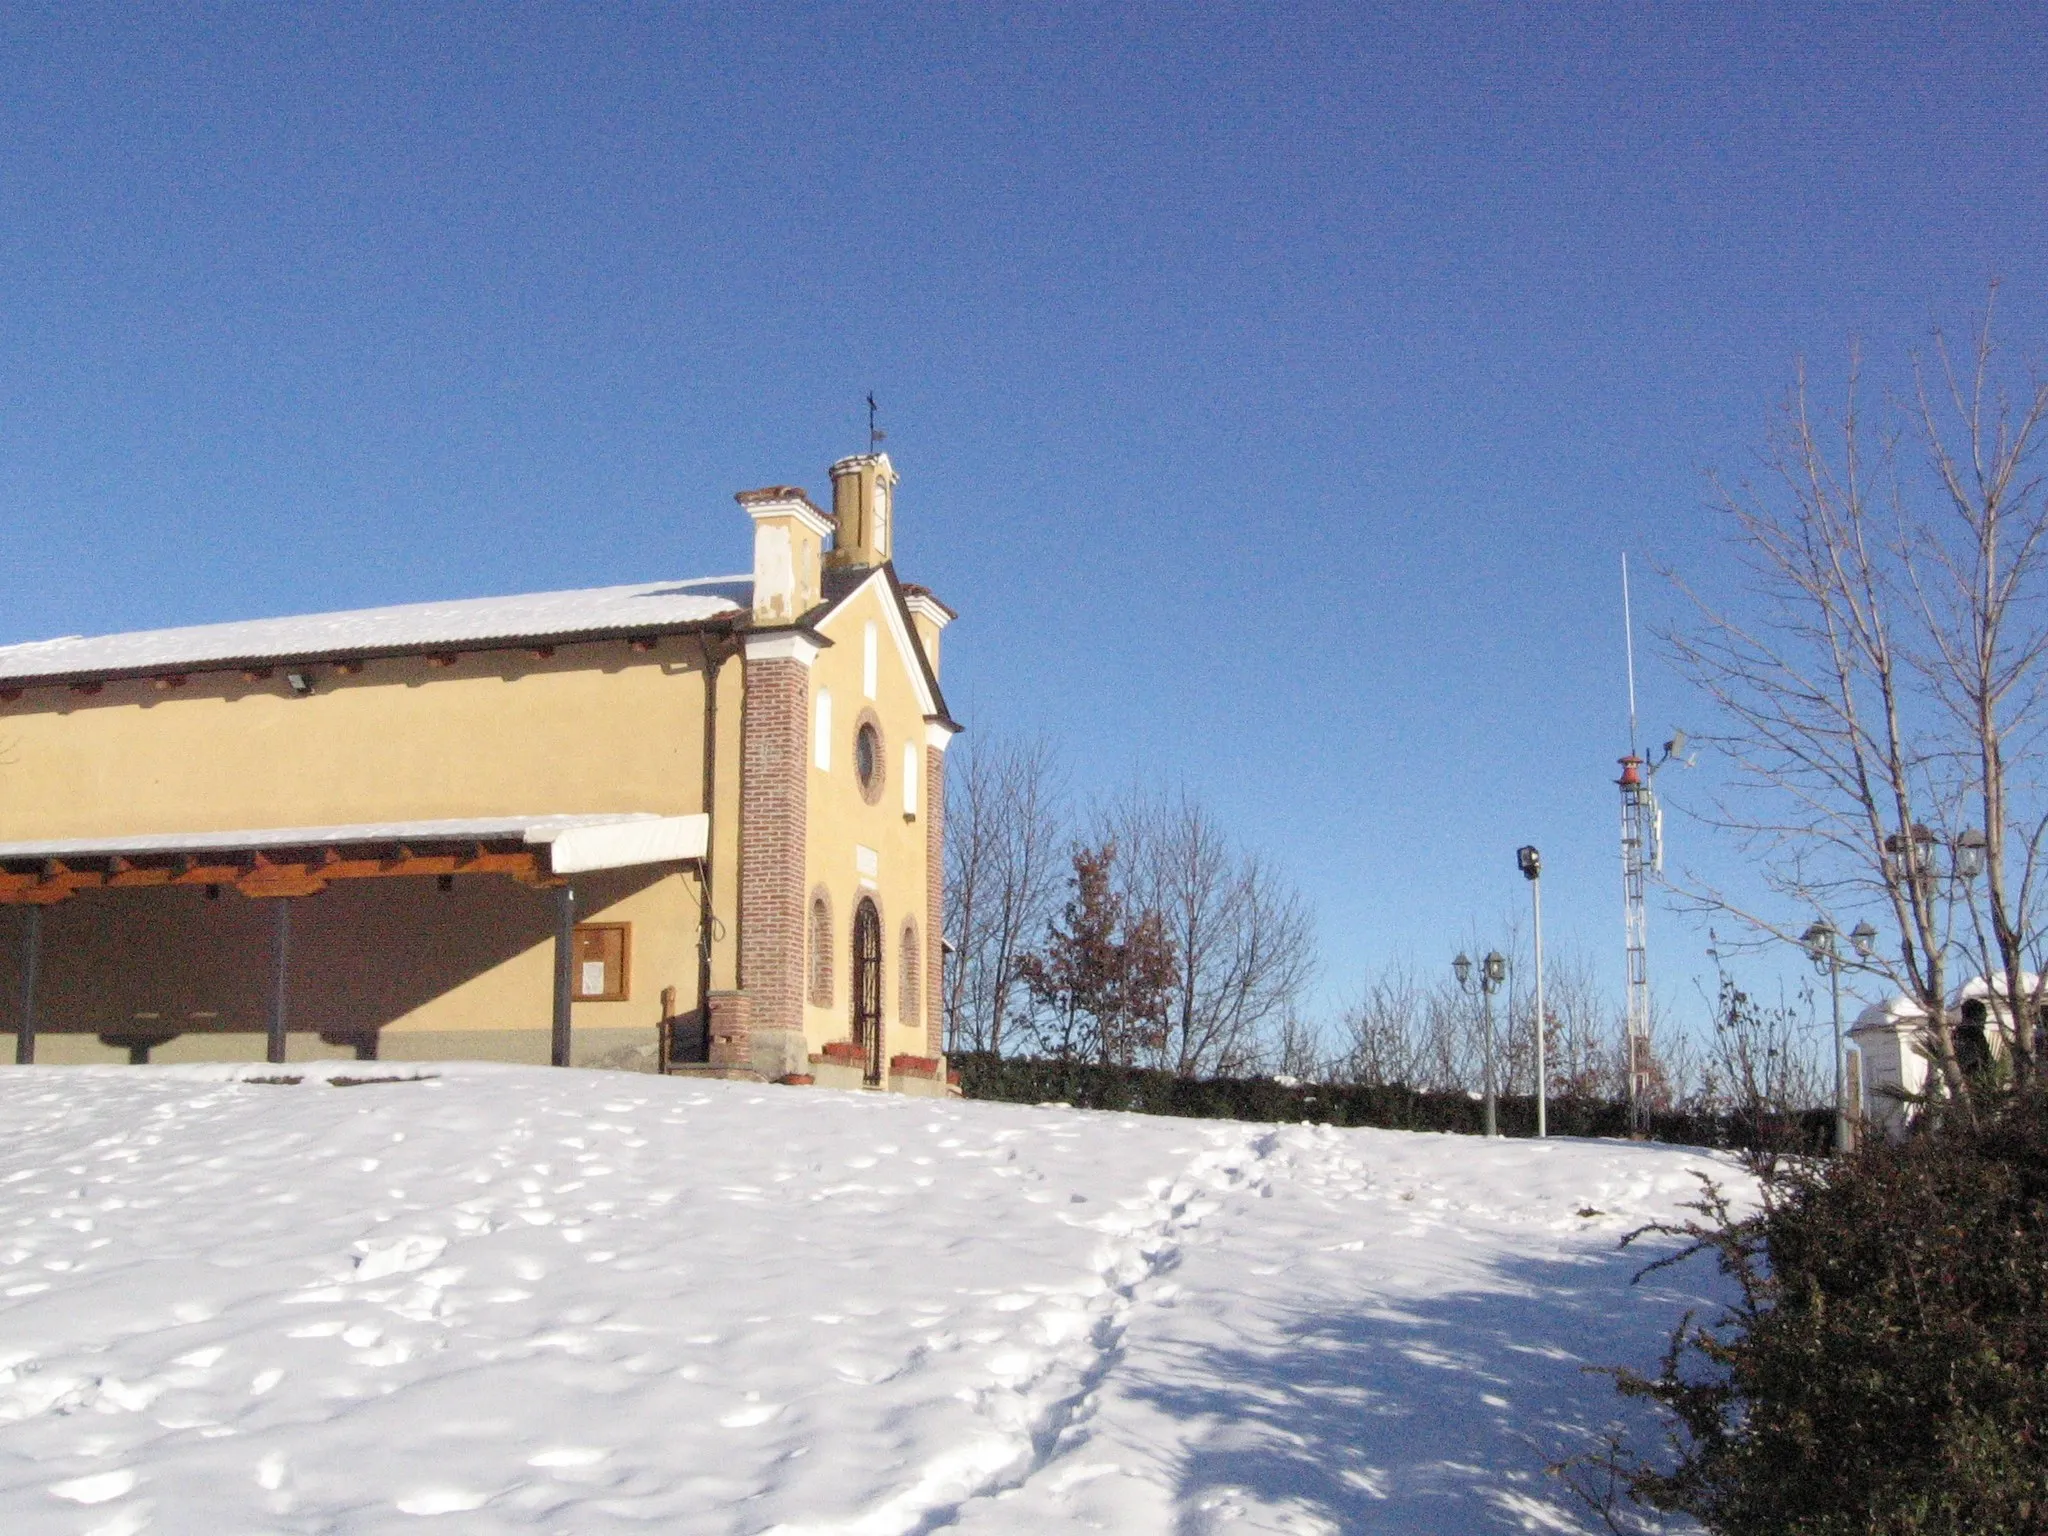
[1622,551,1639,757]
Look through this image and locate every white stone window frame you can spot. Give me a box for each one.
[853,707,887,806]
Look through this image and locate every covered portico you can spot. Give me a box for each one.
[0,813,706,1069]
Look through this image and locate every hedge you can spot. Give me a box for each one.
[1596,1090,2048,1532]
[951,1052,1832,1151]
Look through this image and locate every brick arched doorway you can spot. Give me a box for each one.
[852,897,883,1085]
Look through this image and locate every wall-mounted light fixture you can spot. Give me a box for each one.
[286,672,313,697]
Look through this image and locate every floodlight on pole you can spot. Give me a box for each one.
[1517,845,1547,1139]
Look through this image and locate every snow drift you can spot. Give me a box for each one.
[0,1064,1726,1533]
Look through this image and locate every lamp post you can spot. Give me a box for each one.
[1518,845,1547,1139]
[1802,917,1877,1153]
[1454,949,1509,1137]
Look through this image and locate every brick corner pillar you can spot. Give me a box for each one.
[924,719,958,1061]
[738,631,818,1081]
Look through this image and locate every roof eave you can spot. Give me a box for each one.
[0,614,747,691]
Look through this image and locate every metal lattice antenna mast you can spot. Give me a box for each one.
[1618,553,1655,1131]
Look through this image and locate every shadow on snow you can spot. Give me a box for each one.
[1120,1240,1714,1535]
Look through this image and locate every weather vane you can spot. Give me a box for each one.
[867,392,886,454]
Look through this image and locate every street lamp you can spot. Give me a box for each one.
[1454,949,1508,1137]
[1802,918,1873,1154]
[1517,845,1547,1139]
[1883,825,1937,890]
[1884,825,1988,888]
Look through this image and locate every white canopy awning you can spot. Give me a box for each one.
[0,813,708,877]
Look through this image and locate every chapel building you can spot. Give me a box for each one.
[0,453,957,1093]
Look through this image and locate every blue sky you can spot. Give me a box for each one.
[3,4,2045,1033]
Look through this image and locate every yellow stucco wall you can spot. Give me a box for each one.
[0,640,718,835]
[799,575,940,1074]
[0,637,746,1059]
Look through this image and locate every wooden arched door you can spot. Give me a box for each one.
[852,898,883,1085]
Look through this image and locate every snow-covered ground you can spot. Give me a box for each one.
[0,1064,1737,1534]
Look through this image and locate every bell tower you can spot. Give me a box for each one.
[826,453,897,569]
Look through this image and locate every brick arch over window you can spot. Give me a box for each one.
[899,917,921,1032]
[808,886,834,1008]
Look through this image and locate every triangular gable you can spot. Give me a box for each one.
[812,565,953,726]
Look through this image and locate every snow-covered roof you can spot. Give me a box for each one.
[0,813,708,876]
[0,577,752,684]
[1955,971,2044,1002]
[1851,994,1928,1034]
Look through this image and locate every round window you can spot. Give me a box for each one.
[854,720,883,802]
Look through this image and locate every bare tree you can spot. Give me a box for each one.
[1528,948,1627,1100]
[1102,788,1318,1078]
[1258,1011,1331,1081]
[942,735,1069,1056]
[1667,300,2048,1115]
[1332,957,1506,1095]
[1333,965,1427,1087]
[1508,944,1704,1106]
[1692,961,1828,1128]
[1330,943,1687,1106]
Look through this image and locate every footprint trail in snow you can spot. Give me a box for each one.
[0,1065,1731,1534]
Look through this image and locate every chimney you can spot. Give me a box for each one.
[826,453,898,569]
[899,584,955,678]
[738,486,832,626]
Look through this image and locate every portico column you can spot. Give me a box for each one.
[267,898,291,1065]
[16,906,42,1066]
[551,883,575,1067]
